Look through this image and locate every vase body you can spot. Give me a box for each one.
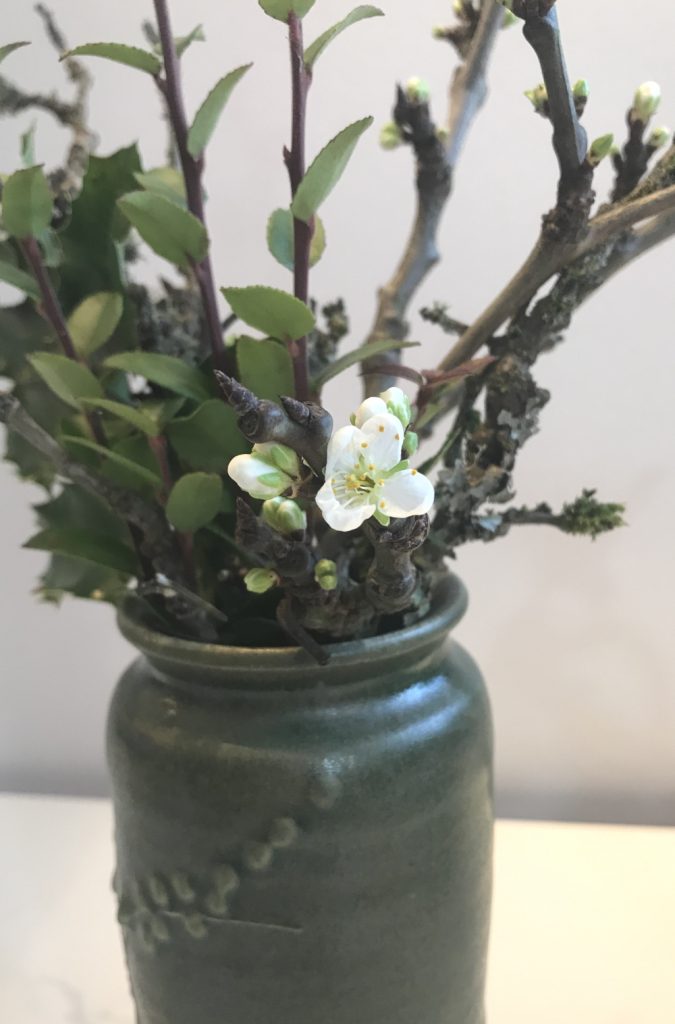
[107,575,493,1024]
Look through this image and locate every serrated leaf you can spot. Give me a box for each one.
[0,42,29,64]
[63,435,162,488]
[291,117,373,223]
[62,43,161,75]
[166,472,224,532]
[28,352,104,409]
[80,397,160,437]
[24,527,137,575]
[266,208,326,271]
[311,338,419,390]
[117,192,208,269]
[68,292,124,357]
[166,400,246,471]
[0,259,39,299]
[237,337,294,401]
[187,64,252,159]
[304,6,384,67]
[175,25,205,57]
[133,168,187,207]
[1,165,53,238]
[258,0,316,22]
[104,352,213,401]
[222,285,314,341]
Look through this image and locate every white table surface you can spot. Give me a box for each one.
[1,794,673,1023]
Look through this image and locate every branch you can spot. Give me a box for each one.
[363,515,430,613]
[464,491,625,544]
[360,0,503,395]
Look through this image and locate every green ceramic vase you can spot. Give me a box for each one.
[107,574,493,1024]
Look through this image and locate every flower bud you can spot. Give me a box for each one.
[403,430,419,456]
[261,443,300,478]
[406,77,431,104]
[380,386,412,429]
[648,125,671,150]
[244,568,279,594]
[633,81,661,122]
[228,442,300,501]
[380,121,403,151]
[524,83,548,114]
[314,559,338,591]
[588,132,614,167]
[262,496,307,535]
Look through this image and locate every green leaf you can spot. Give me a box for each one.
[1,166,53,238]
[237,337,294,401]
[24,527,137,575]
[258,0,316,22]
[80,397,160,437]
[311,338,419,390]
[175,25,205,57]
[104,352,213,401]
[67,292,124,357]
[0,41,29,64]
[62,43,161,75]
[133,167,187,207]
[35,484,127,537]
[28,352,104,409]
[117,192,208,269]
[63,435,162,488]
[291,117,373,223]
[266,208,326,271]
[20,122,36,167]
[304,6,384,67]
[166,472,224,532]
[0,259,39,299]
[166,400,247,471]
[187,64,252,159]
[222,285,314,341]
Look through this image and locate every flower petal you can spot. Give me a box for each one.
[359,413,405,471]
[378,468,434,518]
[316,481,374,531]
[324,425,361,475]
[353,396,387,427]
[228,453,291,499]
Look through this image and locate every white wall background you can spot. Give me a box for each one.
[1,0,673,823]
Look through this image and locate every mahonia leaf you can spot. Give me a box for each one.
[63,435,162,488]
[24,527,137,575]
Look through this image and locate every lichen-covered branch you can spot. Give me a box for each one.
[363,515,430,613]
[459,491,625,545]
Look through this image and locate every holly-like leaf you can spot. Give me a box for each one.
[0,42,29,64]
[117,192,208,269]
[291,117,373,223]
[68,292,124,357]
[62,43,162,76]
[133,168,187,207]
[0,259,39,299]
[104,352,213,402]
[175,25,205,57]
[258,0,316,22]
[304,6,383,67]
[166,400,247,471]
[28,352,104,409]
[266,208,326,271]
[80,397,160,437]
[222,285,314,341]
[166,472,224,532]
[1,166,53,239]
[187,64,252,159]
[63,435,162,488]
[237,337,294,401]
[311,338,418,390]
[24,527,137,575]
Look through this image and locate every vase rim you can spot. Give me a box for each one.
[116,572,468,687]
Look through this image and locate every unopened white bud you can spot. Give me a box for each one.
[633,81,661,122]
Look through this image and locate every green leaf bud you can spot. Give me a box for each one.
[405,77,431,104]
[633,81,661,122]
[380,386,412,428]
[648,125,671,150]
[379,121,403,151]
[314,559,338,591]
[588,132,614,167]
[244,568,280,594]
[524,83,548,113]
[403,430,419,456]
[262,496,307,535]
[573,79,590,101]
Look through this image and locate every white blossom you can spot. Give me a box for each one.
[228,443,301,501]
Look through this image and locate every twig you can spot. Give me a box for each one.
[276,597,329,665]
[363,515,430,613]
[360,0,503,396]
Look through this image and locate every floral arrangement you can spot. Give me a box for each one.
[1,1,673,662]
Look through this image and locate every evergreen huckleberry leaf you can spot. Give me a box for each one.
[291,117,374,223]
[222,285,315,340]
[104,352,213,402]
[67,292,124,357]
[175,25,205,57]
[20,123,36,167]
[79,397,160,437]
[166,472,224,532]
[63,436,162,489]
[116,192,208,269]
[62,43,162,76]
[1,166,53,239]
[258,0,316,22]
[28,352,104,409]
[166,400,247,472]
[237,337,295,401]
[311,338,418,391]
[0,259,40,299]
[187,64,253,159]
[0,42,29,65]
[23,527,137,576]
[133,168,187,207]
[266,209,326,271]
[304,6,384,68]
